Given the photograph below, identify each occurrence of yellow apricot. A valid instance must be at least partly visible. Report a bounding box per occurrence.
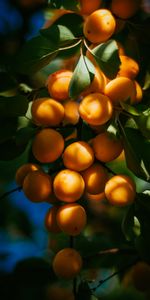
[79,92,113,126]
[47,69,73,101]
[105,174,136,206]
[23,170,52,202]
[110,0,141,20]
[15,163,41,186]
[63,141,94,172]
[52,248,82,279]
[45,206,61,233]
[81,163,109,194]
[53,169,85,202]
[104,77,136,104]
[56,203,87,236]
[117,55,139,79]
[83,9,116,43]
[63,100,79,125]
[31,98,64,126]
[92,132,123,162]
[32,128,64,163]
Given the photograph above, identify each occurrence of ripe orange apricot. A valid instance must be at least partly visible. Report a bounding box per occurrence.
[132,80,143,104]
[32,128,64,163]
[63,141,94,172]
[56,203,87,236]
[104,77,136,104]
[46,283,75,300]
[86,191,105,201]
[63,100,79,125]
[92,132,123,162]
[79,92,113,126]
[79,0,102,15]
[45,206,61,233]
[104,174,136,206]
[131,261,150,292]
[31,98,64,126]
[81,163,109,194]
[47,70,73,101]
[117,55,139,79]
[83,9,116,44]
[110,0,141,20]
[53,169,85,202]
[15,163,41,186]
[23,170,52,202]
[52,248,83,279]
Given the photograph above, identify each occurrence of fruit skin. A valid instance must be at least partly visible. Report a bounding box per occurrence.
[46,283,75,300]
[32,128,64,163]
[117,55,139,79]
[52,248,83,279]
[45,206,61,233]
[53,169,85,202]
[31,98,65,126]
[110,0,141,20]
[104,174,136,206]
[83,9,116,44]
[81,163,109,194]
[15,163,41,186]
[63,100,79,125]
[79,0,102,15]
[23,170,52,203]
[104,77,136,104]
[131,261,150,292]
[92,132,123,162]
[47,70,73,101]
[79,92,113,126]
[63,141,94,172]
[56,203,87,236]
[132,80,143,104]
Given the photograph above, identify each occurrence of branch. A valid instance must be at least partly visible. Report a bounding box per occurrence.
[90,257,139,292]
[0,186,22,200]
[84,247,137,260]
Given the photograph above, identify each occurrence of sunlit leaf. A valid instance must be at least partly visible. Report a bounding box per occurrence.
[69,55,95,98]
[91,39,121,79]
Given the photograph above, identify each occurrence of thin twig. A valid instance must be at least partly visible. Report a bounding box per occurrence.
[0,186,22,200]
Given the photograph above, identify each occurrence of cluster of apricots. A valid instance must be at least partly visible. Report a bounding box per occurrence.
[15,0,143,283]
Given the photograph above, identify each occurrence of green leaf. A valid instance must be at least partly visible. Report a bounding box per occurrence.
[15,127,37,146]
[69,55,95,98]
[60,0,79,10]
[0,117,18,144]
[91,39,121,79]
[0,72,18,93]
[0,138,28,161]
[40,24,77,47]
[134,108,150,139]
[0,95,28,117]
[120,102,147,116]
[53,12,84,37]
[119,120,150,182]
[122,205,138,241]
[13,35,58,74]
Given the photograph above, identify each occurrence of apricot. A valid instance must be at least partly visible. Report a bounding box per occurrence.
[110,0,141,20]
[117,55,139,79]
[132,261,150,292]
[81,163,109,194]
[79,92,113,126]
[31,98,64,126]
[52,248,82,279]
[86,191,105,202]
[45,206,61,233]
[132,80,143,104]
[104,174,136,206]
[23,170,52,202]
[56,203,87,236]
[53,169,85,202]
[63,141,94,172]
[79,0,102,15]
[15,163,41,186]
[83,9,116,44]
[63,100,79,125]
[32,128,64,163]
[47,70,73,101]
[104,77,136,104]
[92,131,123,162]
